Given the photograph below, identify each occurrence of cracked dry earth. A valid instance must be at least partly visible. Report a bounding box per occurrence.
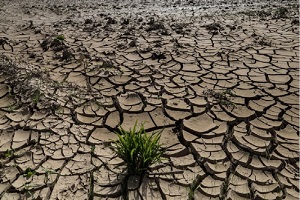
[0,0,299,199]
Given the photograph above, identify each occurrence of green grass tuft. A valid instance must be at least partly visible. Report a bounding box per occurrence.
[112,122,165,175]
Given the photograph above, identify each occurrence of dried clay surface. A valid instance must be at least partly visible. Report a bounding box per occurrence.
[0,0,299,199]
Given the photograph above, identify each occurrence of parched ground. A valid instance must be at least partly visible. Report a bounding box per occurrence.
[0,0,299,199]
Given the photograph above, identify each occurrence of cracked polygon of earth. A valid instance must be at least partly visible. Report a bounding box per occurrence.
[274,144,299,160]
[93,171,123,197]
[252,184,283,200]
[248,155,275,171]
[51,175,89,199]
[105,111,121,128]
[198,175,223,198]
[226,141,250,166]
[191,141,227,163]
[175,164,206,186]
[285,188,300,200]
[165,98,191,111]
[226,104,255,119]
[183,113,221,135]
[227,173,251,198]
[276,124,299,141]
[159,128,180,148]
[118,92,144,112]
[0,130,13,151]
[170,153,196,168]
[121,112,155,130]
[164,143,189,158]
[12,130,31,149]
[249,126,273,141]
[89,127,118,144]
[148,107,174,127]
[61,154,93,175]
[137,177,163,199]
[236,165,278,185]
[233,128,271,154]
[249,117,276,130]
[204,161,230,180]
[211,105,236,122]
[159,179,189,199]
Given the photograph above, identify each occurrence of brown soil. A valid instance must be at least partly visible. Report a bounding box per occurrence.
[0,0,299,199]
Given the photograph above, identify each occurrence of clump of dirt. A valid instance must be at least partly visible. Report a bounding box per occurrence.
[41,36,67,52]
[84,18,93,24]
[204,22,224,34]
[62,49,74,61]
[252,35,272,46]
[171,23,189,34]
[106,16,117,25]
[145,17,166,32]
[273,7,289,19]
[291,18,299,25]
[151,52,166,60]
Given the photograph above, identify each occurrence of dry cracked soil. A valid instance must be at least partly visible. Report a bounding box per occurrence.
[0,0,299,199]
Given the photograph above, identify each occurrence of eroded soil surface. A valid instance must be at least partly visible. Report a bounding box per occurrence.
[0,0,299,199]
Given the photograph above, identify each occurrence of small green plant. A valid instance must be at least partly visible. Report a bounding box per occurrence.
[90,144,95,164]
[4,149,14,158]
[112,122,165,175]
[42,167,57,184]
[23,183,33,198]
[23,168,36,179]
[56,34,65,41]
[88,172,94,200]
[188,174,201,200]
[90,145,95,154]
[32,89,42,105]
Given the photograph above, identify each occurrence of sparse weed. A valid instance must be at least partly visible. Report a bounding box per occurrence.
[23,183,33,198]
[255,37,272,46]
[4,101,22,112]
[23,168,36,179]
[203,89,236,109]
[42,167,57,184]
[188,174,201,200]
[56,34,65,41]
[32,89,43,105]
[88,172,94,200]
[90,144,95,155]
[220,178,229,200]
[4,149,14,158]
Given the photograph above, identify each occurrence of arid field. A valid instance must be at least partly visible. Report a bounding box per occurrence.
[0,0,299,199]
